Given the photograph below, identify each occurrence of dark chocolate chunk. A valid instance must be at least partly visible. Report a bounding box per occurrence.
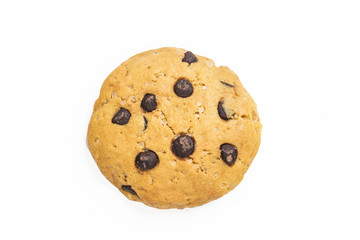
[220,81,234,87]
[174,79,193,98]
[135,150,159,171]
[143,116,148,131]
[112,107,131,125]
[220,143,238,166]
[171,134,195,158]
[141,93,157,112]
[182,51,198,64]
[217,101,231,120]
[121,185,138,196]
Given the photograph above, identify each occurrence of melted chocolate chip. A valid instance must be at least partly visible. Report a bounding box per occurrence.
[143,116,148,131]
[112,107,131,125]
[220,143,238,166]
[171,134,195,158]
[121,185,138,196]
[220,81,234,87]
[182,51,198,64]
[217,101,231,120]
[135,150,159,171]
[174,79,193,98]
[141,93,157,112]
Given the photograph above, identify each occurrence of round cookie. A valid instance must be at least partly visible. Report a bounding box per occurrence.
[87,47,262,209]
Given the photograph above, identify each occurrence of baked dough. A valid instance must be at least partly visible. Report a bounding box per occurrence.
[87,47,262,209]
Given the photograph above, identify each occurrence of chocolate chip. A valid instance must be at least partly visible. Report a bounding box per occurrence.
[174,79,193,98]
[135,150,159,171]
[171,134,195,158]
[112,107,131,125]
[217,101,231,120]
[220,143,238,166]
[220,81,234,87]
[141,93,157,112]
[182,51,198,64]
[143,116,148,131]
[121,185,138,196]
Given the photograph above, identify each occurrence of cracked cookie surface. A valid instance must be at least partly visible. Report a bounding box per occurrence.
[87,47,262,209]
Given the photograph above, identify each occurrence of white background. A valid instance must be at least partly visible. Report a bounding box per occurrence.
[1,0,359,239]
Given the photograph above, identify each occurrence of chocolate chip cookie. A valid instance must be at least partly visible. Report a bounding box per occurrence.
[87,47,262,209]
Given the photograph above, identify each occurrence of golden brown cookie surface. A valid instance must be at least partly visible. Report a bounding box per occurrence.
[87,47,262,209]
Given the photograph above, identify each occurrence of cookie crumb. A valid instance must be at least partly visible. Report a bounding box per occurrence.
[206,60,214,68]
[193,164,199,170]
[252,110,259,122]
[155,72,165,78]
[234,84,241,96]
[137,142,145,148]
[241,114,250,120]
